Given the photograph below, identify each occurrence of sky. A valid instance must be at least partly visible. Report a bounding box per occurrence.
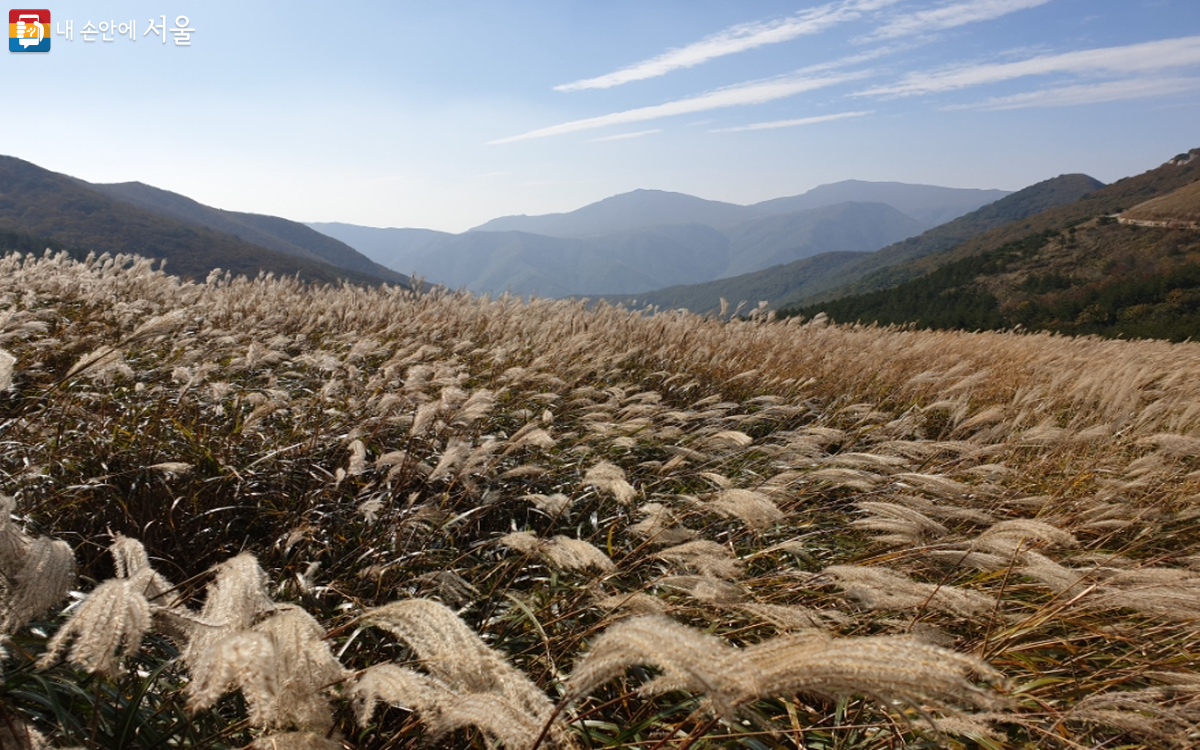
[4,0,1199,232]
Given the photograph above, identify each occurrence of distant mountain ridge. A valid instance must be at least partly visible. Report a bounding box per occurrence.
[469,181,1009,238]
[470,189,762,237]
[313,201,924,296]
[751,180,1010,228]
[314,180,1005,296]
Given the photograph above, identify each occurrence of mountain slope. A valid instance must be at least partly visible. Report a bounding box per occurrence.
[751,179,1009,228]
[784,148,1200,341]
[1120,174,1200,224]
[304,223,454,276]
[598,251,870,315]
[88,181,410,284]
[721,202,921,277]
[786,173,1106,305]
[0,156,398,286]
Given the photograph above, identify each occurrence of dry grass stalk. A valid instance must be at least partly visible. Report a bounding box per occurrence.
[824,565,995,618]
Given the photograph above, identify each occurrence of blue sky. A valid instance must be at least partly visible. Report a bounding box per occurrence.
[4,1,1199,232]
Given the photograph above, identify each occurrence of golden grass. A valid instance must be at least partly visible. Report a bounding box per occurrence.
[1,250,1199,748]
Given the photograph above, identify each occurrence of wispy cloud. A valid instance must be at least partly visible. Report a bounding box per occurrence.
[946,76,1200,109]
[490,71,869,144]
[856,35,1200,97]
[590,129,662,142]
[863,0,1056,42]
[554,0,898,92]
[711,110,872,132]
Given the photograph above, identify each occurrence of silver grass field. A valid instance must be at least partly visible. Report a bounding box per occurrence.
[0,250,1198,749]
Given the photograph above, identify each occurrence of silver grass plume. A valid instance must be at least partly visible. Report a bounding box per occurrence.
[498,531,613,572]
[348,662,449,726]
[544,536,615,573]
[36,534,174,673]
[564,615,1004,722]
[347,439,367,476]
[450,388,496,427]
[1091,567,1200,622]
[737,603,850,631]
[563,615,741,717]
[824,565,995,618]
[629,502,697,545]
[0,348,14,391]
[428,438,472,482]
[187,631,280,726]
[250,732,342,750]
[1069,673,1200,748]
[0,494,28,572]
[592,591,666,616]
[2,536,76,632]
[362,599,549,708]
[361,599,563,747]
[738,630,1004,711]
[504,423,556,454]
[252,605,346,731]
[38,577,151,676]
[110,533,173,602]
[582,461,637,505]
[522,493,571,516]
[975,519,1078,555]
[704,489,782,530]
[659,575,745,604]
[852,501,948,546]
[351,662,559,749]
[183,554,276,682]
[654,540,743,580]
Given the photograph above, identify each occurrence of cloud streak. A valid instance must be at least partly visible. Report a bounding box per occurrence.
[491,71,869,144]
[554,0,897,92]
[856,35,1200,97]
[711,111,872,132]
[946,77,1200,110]
[864,0,1056,41]
[590,129,662,142]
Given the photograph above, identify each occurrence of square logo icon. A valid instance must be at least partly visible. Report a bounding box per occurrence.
[9,9,50,52]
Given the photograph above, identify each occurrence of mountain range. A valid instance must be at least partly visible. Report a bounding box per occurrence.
[0,156,411,287]
[311,182,1009,296]
[601,173,1105,313]
[468,182,1007,237]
